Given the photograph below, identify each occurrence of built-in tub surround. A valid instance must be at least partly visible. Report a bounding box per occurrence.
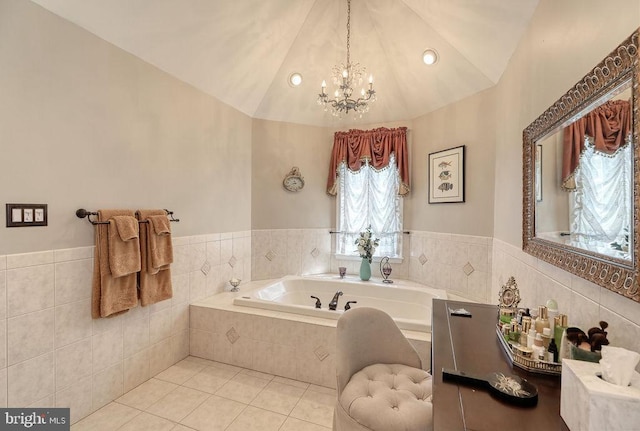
[233,275,445,332]
[190,276,436,389]
[0,230,250,425]
[252,228,492,303]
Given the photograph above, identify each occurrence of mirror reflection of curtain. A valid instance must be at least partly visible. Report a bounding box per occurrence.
[562,99,631,190]
[570,136,632,254]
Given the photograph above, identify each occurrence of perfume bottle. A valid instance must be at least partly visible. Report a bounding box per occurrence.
[521,317,532,346]
[535,305,550,334]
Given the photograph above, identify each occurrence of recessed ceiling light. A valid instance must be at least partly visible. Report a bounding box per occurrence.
[422,49,439,66]
[289,72,303,87]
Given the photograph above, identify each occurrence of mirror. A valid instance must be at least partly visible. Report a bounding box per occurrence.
[523,29,639,303]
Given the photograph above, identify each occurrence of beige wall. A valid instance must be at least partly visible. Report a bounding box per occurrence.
[493,0,640,246]
[252,94,497,237]
[251,119,416,230]
[536,131,569,234]
[0,0,252,255]
[251,120,334,229]
[407,89,496,235]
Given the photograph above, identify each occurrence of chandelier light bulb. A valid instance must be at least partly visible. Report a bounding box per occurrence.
[369,74,373,83]
[342,69,348,78]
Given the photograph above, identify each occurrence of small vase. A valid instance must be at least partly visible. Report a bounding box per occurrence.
[359,258,371,281]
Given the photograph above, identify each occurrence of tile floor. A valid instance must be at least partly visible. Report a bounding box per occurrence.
[72,356,334,431]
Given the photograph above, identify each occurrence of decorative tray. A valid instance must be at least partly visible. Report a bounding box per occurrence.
[496,326,562,376]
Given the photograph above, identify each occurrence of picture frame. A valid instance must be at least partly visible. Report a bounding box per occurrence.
[535,144,542,202]
[428,145,465,204]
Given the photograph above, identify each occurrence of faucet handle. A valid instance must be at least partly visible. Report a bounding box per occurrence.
[310,296,322,309]
[344,301,358,311]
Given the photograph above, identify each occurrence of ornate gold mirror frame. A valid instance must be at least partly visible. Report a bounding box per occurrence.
[523,29,639,303]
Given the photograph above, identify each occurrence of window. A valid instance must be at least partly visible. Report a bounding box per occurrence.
[335,154,403,259]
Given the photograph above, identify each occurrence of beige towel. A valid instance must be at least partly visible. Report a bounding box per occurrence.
[108,216,141,277]
[136,209,173,306]
[147,215,173,270]
[91,209,139,318]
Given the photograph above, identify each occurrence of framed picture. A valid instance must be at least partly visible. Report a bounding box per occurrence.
[428,145,465,204]
[535,144,542,202]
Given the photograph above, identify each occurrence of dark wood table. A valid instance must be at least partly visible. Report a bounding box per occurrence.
[431,299,570,431]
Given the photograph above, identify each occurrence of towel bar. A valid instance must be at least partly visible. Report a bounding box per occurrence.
[328,230,410,234]
[76,208,180,225]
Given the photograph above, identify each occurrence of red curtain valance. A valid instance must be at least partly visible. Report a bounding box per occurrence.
[562,99,631,189]
[326,127,410,196]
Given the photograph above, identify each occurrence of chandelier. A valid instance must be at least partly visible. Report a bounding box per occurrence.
[317,0,376,117]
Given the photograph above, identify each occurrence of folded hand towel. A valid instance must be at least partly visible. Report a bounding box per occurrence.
[91,209,139,318]
[147,215,173,269]
[113,215,139,241]
[108,216,141,277]
[149,215,171,235]
[136,209,173,307]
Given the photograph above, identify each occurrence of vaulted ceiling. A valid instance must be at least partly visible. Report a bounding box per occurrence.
[31,0,539,127]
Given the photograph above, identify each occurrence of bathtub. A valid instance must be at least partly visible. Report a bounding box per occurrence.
[232,275,446,332]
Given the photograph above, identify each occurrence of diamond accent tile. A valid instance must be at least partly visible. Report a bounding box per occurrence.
[418,254,428,266]
[265,250,276,262]
[463,262,475,276]
[226,327,240,344]
[200,261,211,276]
[314,345,329,361]
[310,248,320,258]
[228,255,237,268]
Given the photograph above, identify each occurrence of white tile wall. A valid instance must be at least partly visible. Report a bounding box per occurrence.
[0,230,250,424]
[492,238,640,371]
[251,229,492,303]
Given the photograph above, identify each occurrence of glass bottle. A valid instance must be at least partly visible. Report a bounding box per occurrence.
[554,314,568,348]
[548,338,559,362]
[535,305,550,334]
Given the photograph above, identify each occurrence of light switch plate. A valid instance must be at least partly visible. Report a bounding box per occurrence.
[6,204,48,227]
[11,208,22,223]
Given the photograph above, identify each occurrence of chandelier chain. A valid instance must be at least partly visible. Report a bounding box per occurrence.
[346,0,351,67]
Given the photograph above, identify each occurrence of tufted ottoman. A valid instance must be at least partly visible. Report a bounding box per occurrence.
[336,363,433,431]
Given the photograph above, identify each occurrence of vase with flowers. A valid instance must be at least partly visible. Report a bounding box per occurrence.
[355,226,379,281]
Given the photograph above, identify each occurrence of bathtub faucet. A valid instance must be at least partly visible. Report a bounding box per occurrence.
[329,291,343,311]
